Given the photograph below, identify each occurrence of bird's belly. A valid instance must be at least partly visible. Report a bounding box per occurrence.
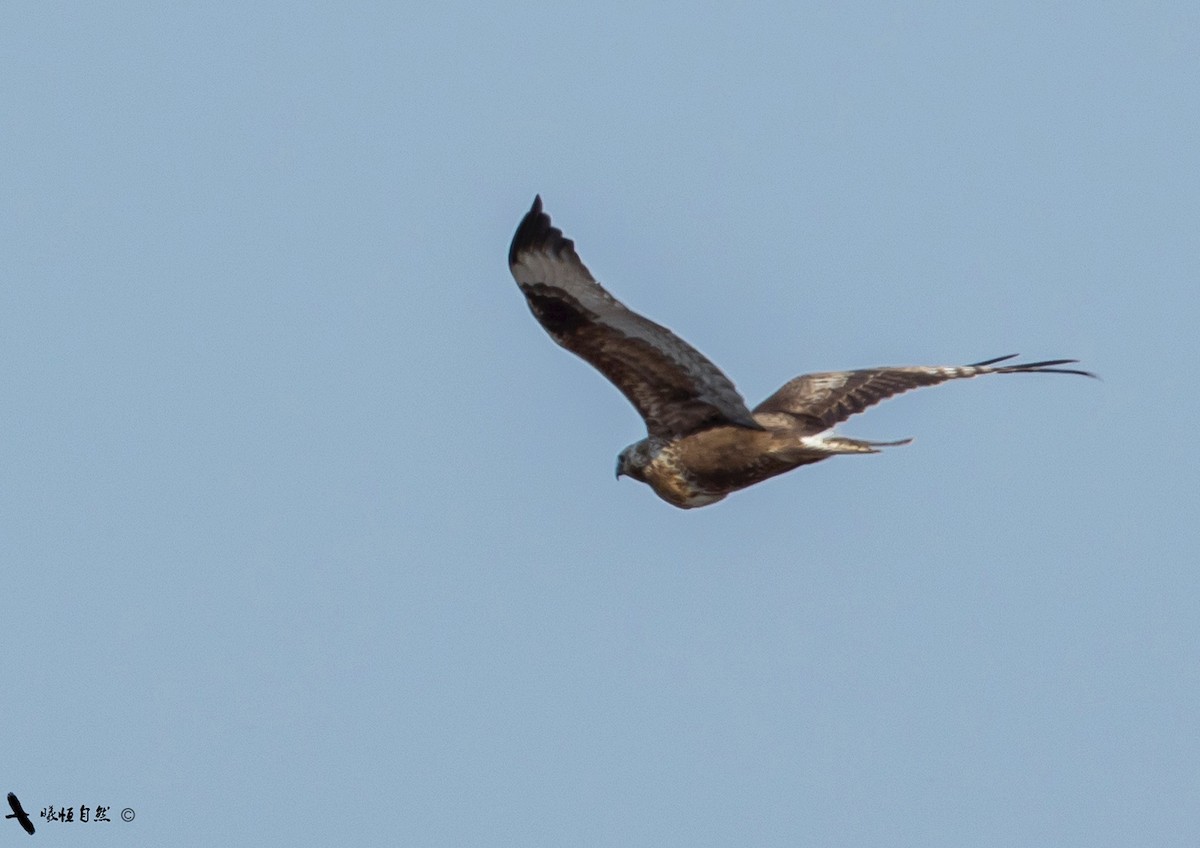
[637,427,785,508]
[675,490,726,508]
[677,428,790,484]
[641,458,727,509]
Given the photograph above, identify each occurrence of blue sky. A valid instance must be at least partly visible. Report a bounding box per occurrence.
[2,2,1197,845]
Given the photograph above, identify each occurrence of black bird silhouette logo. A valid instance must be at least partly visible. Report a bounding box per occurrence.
[6,793,34,835]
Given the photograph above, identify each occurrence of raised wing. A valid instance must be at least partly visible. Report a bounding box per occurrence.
[754,354,1096,432]
[509,196,761,439]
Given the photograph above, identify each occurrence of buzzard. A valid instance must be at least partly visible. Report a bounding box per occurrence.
[508,196,1093,509]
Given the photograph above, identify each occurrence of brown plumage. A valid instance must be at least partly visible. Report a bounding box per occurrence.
[508,196,1094,508]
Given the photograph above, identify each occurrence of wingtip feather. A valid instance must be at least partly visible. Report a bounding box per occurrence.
[971,354,1098,380]
[509,194,555,268]
[969,354,1020,367]
[992,358,1099,379]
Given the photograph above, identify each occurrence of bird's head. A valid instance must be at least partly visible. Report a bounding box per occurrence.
[615,440,654,482]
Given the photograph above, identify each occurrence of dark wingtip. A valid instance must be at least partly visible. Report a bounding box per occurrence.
[1043,366,1100,379]
[986,356,1099,380]
[509,194,572,269]
[969,354,1020,367]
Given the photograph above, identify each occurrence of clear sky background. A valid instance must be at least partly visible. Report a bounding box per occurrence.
[2,2,1197,845]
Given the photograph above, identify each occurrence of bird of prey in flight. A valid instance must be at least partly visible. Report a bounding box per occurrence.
[508,196,1093,509]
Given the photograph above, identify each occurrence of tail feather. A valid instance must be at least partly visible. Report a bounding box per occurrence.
[858,437,915,448]
[812,435,914,455]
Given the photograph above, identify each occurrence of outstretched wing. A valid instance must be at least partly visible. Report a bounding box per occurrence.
[754,354,1096,432]
[509,196,761,439]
